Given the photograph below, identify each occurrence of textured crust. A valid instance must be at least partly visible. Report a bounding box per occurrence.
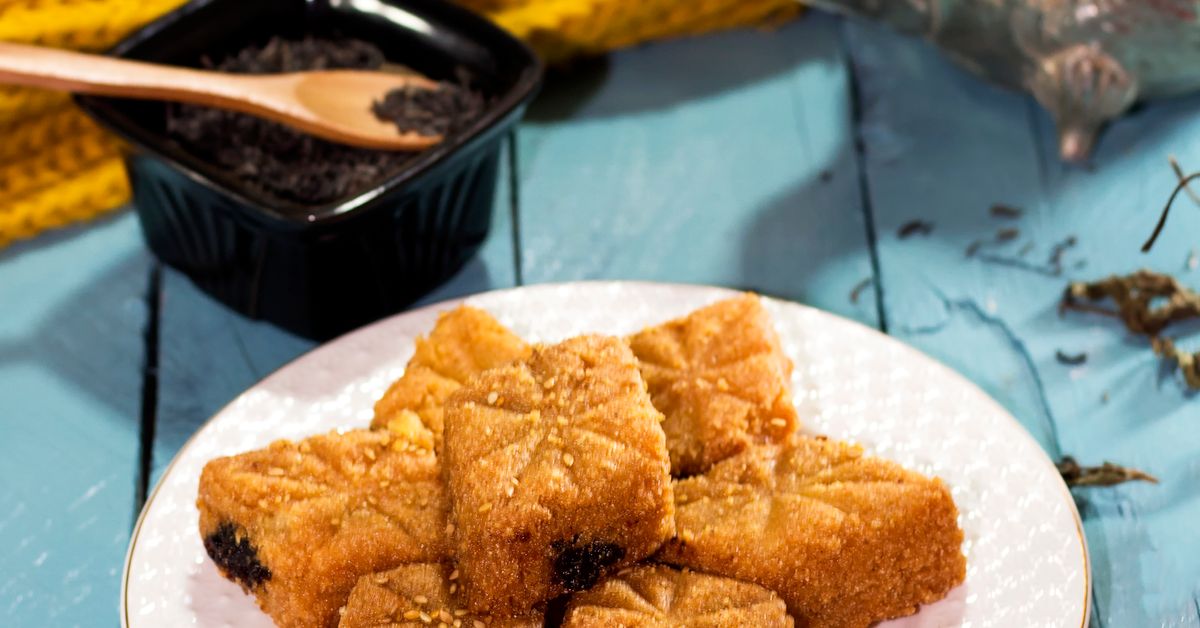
[338,563,541,628]
[372,306,531,449]
[196,429,448,628]
[628,293,798,476]
[442,335,675,616]
[658,437,966,628]
[562,564,793,627]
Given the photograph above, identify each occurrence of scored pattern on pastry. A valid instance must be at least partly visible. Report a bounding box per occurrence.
[197,429,448,628]
[562,564,794,627]
[442,335,675,616]
[659,437,966,628]
[338,563,541,628]
[372,306,531,450]
[628,293,799,476]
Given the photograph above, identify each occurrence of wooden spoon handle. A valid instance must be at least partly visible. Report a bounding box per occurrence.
[0,42,245,105]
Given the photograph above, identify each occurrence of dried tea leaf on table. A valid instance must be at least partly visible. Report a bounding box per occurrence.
[1057,456,1158,487]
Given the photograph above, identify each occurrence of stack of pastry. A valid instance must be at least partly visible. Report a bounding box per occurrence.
[197,294,966,627]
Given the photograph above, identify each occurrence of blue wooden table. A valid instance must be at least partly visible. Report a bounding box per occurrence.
[3,12,1198,627]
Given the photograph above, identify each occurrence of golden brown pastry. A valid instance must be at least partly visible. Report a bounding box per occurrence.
[628,293,798,476]
[372,306,530,449]
[197,429,447,628]
[659,437,966,628]
[442,335,674,616]
[338,563,540,628]
[562,564,793,627]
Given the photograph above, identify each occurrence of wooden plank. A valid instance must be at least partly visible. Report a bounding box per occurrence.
[843,18,1200,625]
[516,13,878,326]
[149,138,519,484]
[0,213,148,626]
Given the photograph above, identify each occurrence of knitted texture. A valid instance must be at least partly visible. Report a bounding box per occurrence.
[458,0,802,63]
[0,0,187,248]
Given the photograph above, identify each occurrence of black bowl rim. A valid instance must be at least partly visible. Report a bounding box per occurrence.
[75,0,543,229]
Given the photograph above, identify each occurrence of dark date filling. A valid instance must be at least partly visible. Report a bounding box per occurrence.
[203,522,271,589]
[550,537,625,592]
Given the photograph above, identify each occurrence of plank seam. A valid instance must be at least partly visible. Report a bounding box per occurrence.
[133,262,162,521]
[229,319,261,380]
[506,129,524,286]
[1078,498,1105,628]
[1091,581,1105,628]
[839,19,889,333]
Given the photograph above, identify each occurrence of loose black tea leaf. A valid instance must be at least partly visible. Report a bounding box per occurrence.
[1062,270,1200,388]
[1137,169,1200,253]
[1055,350,1087,366]
[1143,160,1200,252]
[1057,456,1158,488]
[995,227,1020,242]
[819,170,833,183]
[1168,155,1199,205]
[372,81,485,137]
[849,277,873,304]
[897,219,934,239]
[1047,236,1078,275]
[967,223,1072,274]
[166,37,488,207]
[989,204,1023,219]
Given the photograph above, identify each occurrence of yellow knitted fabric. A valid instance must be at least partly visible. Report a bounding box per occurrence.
[0,0,187,249]
[0,157,129,248]
[460,0,802,63]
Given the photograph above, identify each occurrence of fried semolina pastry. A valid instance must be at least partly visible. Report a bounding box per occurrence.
[562,564,793,628]
[627,293,798,476]
[372,305,531,449]
[659,437,966,628]
[197,429,449,628]
[442,335,675,616]
[339,563,541,628]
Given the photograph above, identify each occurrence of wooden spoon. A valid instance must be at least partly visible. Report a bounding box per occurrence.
[0,42,443,151]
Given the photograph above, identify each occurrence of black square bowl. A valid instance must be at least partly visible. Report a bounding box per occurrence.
[76,0,541,340]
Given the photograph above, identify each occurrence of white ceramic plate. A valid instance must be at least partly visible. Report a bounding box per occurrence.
[122,282,1089,628]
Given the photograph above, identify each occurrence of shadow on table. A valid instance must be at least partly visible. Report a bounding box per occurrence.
[736,143,879,324]
[0,218,150,424]
[527,14,840,123]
